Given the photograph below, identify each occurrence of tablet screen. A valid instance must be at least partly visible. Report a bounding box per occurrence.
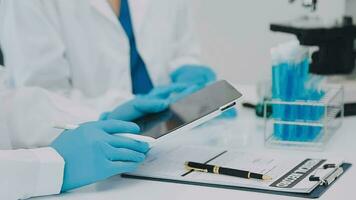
[134,80,242,139]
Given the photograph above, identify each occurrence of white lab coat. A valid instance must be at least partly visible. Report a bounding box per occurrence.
[0,67,65,200]
[0,0,201,199]
[1,0,200,95]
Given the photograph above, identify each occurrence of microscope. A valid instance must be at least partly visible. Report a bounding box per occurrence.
[270,0,356,116]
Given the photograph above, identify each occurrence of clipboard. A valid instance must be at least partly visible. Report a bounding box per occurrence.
[122,146,352,199]
[123,163,351,199]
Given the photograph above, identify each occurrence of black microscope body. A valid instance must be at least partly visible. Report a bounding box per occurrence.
[270,17,356,75]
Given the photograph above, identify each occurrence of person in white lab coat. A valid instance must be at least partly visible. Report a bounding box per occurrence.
[0,0,215,146]
[0,0,218,199]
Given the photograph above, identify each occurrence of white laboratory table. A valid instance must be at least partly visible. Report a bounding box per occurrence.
[34,85,356,200]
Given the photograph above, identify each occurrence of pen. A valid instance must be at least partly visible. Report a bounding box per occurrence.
[185,161,272,181]
[53,123,157,145]
[53,124,79,130]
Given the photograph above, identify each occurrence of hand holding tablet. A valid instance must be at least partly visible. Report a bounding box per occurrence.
[54,80,242,147]
[133,80,242,144]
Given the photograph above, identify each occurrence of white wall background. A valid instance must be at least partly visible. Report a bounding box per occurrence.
[191,0,347,84]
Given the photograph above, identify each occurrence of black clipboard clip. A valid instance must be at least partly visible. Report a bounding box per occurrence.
[309,163,344,186]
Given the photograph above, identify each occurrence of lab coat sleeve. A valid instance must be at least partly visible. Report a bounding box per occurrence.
[0,87,101,149]
[168,0,203,72]
[0,147,64,200]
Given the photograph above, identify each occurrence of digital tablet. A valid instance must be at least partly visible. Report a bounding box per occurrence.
[133,80,242,144]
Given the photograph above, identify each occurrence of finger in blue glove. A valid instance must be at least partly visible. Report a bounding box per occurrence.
[104,96,169,121]
[171,65,217,86]
[51,120,149,192]
[147,83,189,99]
[104,83,191,121]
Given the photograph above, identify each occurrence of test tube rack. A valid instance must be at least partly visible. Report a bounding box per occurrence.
[264,85,344,151]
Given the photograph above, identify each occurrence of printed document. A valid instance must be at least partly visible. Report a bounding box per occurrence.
[126,145,342,193]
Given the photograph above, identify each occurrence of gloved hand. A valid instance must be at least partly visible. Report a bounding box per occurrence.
[51,120,149,192]
[102,83,190,121]
[171,65,217,88]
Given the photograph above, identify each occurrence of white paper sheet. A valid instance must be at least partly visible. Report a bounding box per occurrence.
[128,146,343,194]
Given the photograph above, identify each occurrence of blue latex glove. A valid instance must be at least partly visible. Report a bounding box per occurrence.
[102,83,191,121]
[171,65,217,87]
[51,120,149,192]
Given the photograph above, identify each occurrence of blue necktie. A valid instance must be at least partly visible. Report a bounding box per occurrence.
[119,0,153,94]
